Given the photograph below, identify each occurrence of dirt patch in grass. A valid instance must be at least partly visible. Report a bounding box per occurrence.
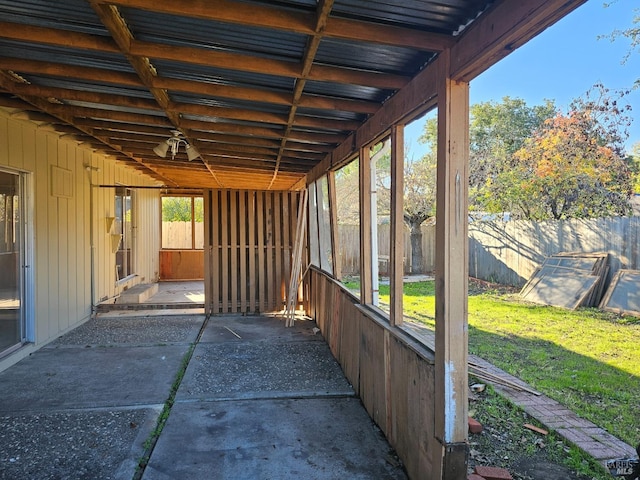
[468,384,606,480]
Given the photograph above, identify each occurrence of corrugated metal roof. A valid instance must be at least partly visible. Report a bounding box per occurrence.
[303,80,390,104]
[315,38,434,76]
[153,60,294,91]
[24,75,154,98]
[296,107,366,123]
[0,0,568,191]
[0,0,109,35]
[171,93,291,116]
[331,0,488,33]
[0,40,135,73]
[122,7,307,62]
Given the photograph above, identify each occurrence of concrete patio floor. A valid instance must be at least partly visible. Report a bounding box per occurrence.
[0,313,407,480]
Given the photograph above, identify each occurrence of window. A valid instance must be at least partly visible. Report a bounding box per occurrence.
[161,196,203,249]
[334,157,360,296]
[115,186,133,280]
[316,176,333,274]
[308,182,320,267]
[0,169,26,353]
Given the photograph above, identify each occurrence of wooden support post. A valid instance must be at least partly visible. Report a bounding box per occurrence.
[359,145,373,304]
[327,170,341,280]
[390,124,404,326]
[432,51,470,480]
[203,189,212,315]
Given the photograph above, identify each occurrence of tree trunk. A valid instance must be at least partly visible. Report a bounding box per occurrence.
[410,222,423,274]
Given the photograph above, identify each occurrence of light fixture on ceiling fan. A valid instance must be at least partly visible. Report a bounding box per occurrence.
[153,130,201,161]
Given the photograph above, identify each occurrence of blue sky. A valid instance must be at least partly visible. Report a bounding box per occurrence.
[405,0,640,157]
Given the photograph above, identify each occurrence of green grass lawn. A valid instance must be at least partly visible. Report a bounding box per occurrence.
[375,280,640,448]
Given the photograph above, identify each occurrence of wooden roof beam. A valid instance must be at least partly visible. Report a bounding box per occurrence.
[73,118,172,136]
[94,0,454,51]
[7,83,161,112]
[132,40,408,90]
[269,0,335,189]
[172,102,361,132]
[0,20,408,89]
[152,76,379,114]
[46,104,172,127]
[0,71,175,185]
[450,0,588,81]
[90,3,224,188]
[0,21,119,52]
[180,118,345,144]
[0,56,143,87]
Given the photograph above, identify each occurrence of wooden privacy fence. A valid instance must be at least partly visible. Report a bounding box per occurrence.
[338,216,640,287]
[203,189,302,314]
[162,221,204,249]
[337,223,435,276]
[468,216,640,287]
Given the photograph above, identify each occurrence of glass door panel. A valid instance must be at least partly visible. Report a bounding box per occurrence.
[0,170,22,354]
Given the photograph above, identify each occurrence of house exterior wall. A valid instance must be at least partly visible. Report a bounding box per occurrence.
[0,110,160,372]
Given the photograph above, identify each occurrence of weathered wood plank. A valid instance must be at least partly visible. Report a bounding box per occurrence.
[211,190,220,313]
[257,192,265,312]
[359,146,373,304]
[220,190,229,312]
[432,51,470,477]
[239,190,247,313]
[248,192,257,312]
[390,125,404,326]
[230,190,238,312]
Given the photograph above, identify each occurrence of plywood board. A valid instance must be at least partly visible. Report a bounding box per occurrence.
[520,252,609,309]
[600,269,640,317]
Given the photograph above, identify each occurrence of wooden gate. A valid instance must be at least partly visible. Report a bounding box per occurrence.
[204,189,301,314]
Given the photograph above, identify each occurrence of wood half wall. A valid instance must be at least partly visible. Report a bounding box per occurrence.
[204,189,302,314]
[308,267,436,480]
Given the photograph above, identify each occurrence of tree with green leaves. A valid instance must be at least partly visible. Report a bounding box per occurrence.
[402,151,436,273]
[420,97,556,213]
[488,85,633,219]
[161,196,203,222]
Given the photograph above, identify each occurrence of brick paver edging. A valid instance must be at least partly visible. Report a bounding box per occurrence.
[470,354,637,463]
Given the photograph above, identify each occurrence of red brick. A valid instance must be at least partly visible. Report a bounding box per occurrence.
[468,417,483,434]
[468,475,486,480]
[474,465,513,480]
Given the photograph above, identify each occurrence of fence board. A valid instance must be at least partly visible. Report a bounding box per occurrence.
[338,217,640,288]
[211,191,220,313]
[248,192,256,312]
[239,191,247,313]
[274,193,283,311]
[266,193,274,310]
[230,191,238,312]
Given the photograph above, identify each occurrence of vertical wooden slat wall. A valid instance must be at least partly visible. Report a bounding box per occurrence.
[205,189,300,314]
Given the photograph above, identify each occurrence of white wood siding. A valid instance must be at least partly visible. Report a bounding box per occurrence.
[0,110,160,371]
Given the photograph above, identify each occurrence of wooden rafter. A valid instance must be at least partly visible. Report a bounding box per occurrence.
[269,0,335,189]
[89,2,225,188]
[0,71,175,185]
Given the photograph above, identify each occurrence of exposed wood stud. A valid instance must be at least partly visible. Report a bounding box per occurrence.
[390,124,404,326]
[432,50,470,480]
[359,145,373,305]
